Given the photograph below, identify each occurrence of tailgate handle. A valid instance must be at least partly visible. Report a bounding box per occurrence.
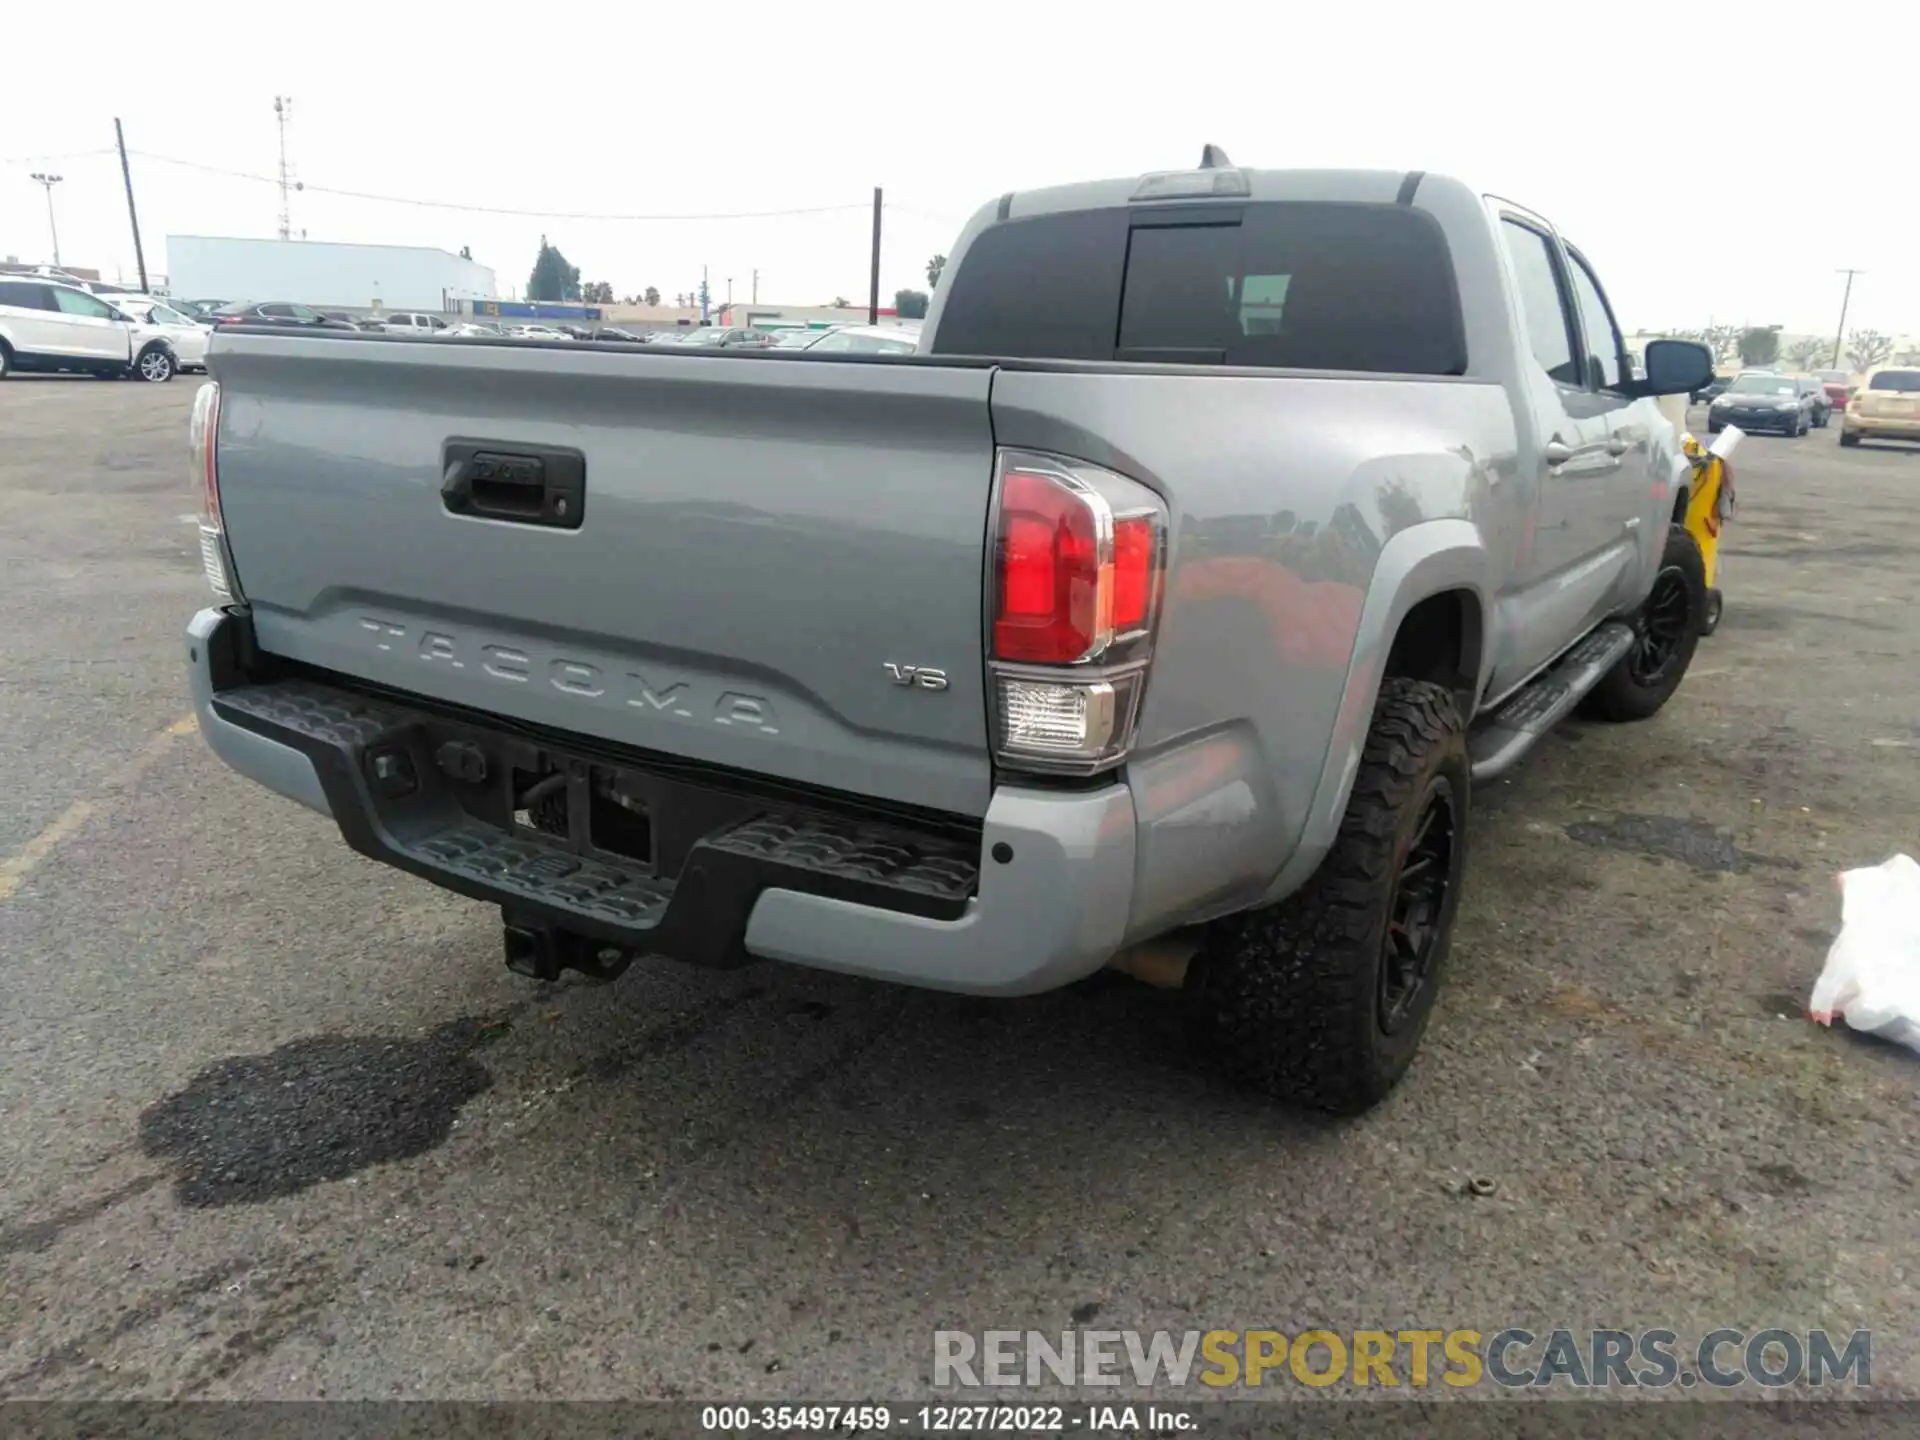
[442,442,586,529]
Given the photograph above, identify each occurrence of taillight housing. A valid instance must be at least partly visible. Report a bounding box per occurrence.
[988,449,1168,777]
[189,380,240,601]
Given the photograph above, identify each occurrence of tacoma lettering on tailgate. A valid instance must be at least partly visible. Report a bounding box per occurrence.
[357,616,779,734]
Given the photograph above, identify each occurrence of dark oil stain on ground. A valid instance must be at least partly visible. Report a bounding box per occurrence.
[138,1021,494,1208]
[1563,813,1799,875]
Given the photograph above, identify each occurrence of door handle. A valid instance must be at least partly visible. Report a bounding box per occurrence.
[1543,439,1574,467]
[1606,435,1629,457]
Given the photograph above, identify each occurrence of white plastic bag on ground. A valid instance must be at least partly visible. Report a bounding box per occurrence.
[1809,854,1920,1053]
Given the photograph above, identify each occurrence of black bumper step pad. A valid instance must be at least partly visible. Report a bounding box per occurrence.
[212,678,978,967]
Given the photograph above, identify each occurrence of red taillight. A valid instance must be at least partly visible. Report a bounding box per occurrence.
[994,469,1102,664]
[190,381,236,600]
[1111,515,1155,632]
[987,450,1168,776]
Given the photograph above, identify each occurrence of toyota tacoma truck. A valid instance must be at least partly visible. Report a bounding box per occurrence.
[185,151,1715,1114]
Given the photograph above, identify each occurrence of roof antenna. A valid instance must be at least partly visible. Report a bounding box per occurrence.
[1199,144,1232,169]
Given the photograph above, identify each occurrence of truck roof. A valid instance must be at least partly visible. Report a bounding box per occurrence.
[989,154,1465,225]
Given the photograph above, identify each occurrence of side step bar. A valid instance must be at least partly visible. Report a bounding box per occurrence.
[1467,621,1635,782]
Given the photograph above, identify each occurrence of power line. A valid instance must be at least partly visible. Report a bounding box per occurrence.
[127,151,873,222]
[1,149,115,167]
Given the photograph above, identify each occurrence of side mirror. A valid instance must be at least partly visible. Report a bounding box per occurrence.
[1634,338,1714,398]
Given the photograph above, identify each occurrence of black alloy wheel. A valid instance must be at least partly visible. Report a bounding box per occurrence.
[1627,564,1694,687]
[1378,778,1459,1036]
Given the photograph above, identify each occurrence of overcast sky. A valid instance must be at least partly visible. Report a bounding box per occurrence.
[4,0,1915,336]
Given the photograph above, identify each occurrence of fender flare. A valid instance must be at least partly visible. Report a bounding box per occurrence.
[1259,518,1493,906]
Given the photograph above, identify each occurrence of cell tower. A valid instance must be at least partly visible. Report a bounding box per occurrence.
[274,95,297,241]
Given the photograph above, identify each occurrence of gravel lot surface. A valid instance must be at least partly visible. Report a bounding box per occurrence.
[1,377,1915,1419]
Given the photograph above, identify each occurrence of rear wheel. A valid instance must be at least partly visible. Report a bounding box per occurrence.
[0,342,10,380]
[1580,524,1707,722]
[1183,678,1469,1115]
[1840,431,1861,448]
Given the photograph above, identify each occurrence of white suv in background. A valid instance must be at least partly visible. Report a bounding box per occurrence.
[382,312,451,335]
[0,278,180,381]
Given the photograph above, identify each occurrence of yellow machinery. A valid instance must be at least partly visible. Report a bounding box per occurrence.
[1678,427,1738,635]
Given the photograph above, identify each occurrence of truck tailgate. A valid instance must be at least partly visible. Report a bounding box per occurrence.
[210,335,997,817]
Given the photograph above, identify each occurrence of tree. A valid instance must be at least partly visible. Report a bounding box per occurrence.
[894,288,930,320]
[1786,336,1829,372]
[1703,324,1741,367]
[1847,329,1894,371]
[527,236,581,303]
[581,280,614,304]
[830,296,853,309]
[927,253,947,289]
[459,245,472,260]
[644,286,660,307]
[1737,326,1780,366]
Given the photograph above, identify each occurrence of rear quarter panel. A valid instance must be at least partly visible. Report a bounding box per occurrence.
[989,367,1519,929]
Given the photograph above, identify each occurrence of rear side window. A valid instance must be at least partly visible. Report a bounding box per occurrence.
[1868,370,1920,393]
[931,202,1464,375]
[0,281,54,310]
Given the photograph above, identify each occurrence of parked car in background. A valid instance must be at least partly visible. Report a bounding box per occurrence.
[800,325,921,355]
[1707,371,1817,435]
[505,324,572,341]
[110,296,213,371]
[211,302,356,331]
[1840,366,1920,448]
[769,327,836,349]
[1821,379,1852,412]
[590,327,641,342]
[383,312,452,336]
[1793,376,1832,427]
[0,277,181,381]
[177,300,227,323]
[686,326,772,348]
[1693,374,1733,405]
[445,322,504,338]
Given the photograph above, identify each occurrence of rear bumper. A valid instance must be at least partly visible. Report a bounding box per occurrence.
[1843,412,1920,440]
[187,608,1134,996]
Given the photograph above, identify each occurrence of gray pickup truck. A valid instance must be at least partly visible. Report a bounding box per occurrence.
[186,151,1714,1113]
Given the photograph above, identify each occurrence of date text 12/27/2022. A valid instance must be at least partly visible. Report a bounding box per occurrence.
[699,1404,1198,1434]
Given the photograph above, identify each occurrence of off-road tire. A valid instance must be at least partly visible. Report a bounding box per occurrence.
[1183,678,1469,1116]
[1839,431,1861,448]
[1579,524,1707,722]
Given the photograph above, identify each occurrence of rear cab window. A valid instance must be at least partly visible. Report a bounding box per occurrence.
[931,201,1467,375]
[1868,370,1920,393]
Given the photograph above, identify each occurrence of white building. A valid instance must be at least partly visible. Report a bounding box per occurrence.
[164,236,497,311]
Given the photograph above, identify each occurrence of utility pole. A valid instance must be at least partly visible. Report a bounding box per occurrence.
[726,276,733,312]
[868,186,883,325]
[273,96,296,241]
[29,172,63,266]
[700,265,710,324]
[1831,269,1863,370]
[751,268,758,304]
[113,119,149,293]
